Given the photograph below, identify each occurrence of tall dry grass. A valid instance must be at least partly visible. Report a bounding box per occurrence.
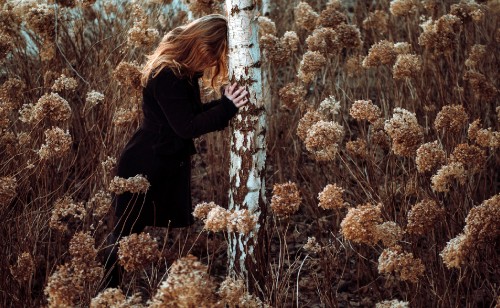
[0,0,498,307]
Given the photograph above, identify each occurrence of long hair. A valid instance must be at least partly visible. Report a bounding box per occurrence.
[141,14,228,88]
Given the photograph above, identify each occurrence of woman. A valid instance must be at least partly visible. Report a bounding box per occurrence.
[105,14,248,287]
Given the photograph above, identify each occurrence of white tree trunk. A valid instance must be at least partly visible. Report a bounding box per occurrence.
[225,0,267,280]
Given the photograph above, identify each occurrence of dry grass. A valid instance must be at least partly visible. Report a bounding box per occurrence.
[0,0,498,307]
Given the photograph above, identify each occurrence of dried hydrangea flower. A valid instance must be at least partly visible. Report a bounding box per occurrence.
[362,10,388,34]
[10,252,35,283]
[384,108,424,157]
[193,201,217,221]
[463,71,498,102]
[127,20,159,49]
[393,42,412,54]
[204,205,229,232]
[109,175,150,194]
[376,299,409,308]
[38,127,72,160]
[51,74,78,92]
[227,208,258,235]
[261,32,299,65]
[84,90,104,113]
[101,156,116,175]
[295,2,318,31]
[113,106,140,126]
[465,44,486,68]
[0,32,13,61]
[378,247,425,283]
[345,55,364,77]
[45,264,83,308]
[258,16,276,37]
[49,196,86,232]
[350,99,381,123]
[318,95,341,119]
[450,143,486,173]
[335,24,362,50]
[91,288,143,308]
[363,40,397,67]
[374,221,404,248]
[340,203,383,245]
[281,31,300,52]
[297,110,324,142]
[415,141,446,173]
[440,233,470,269]
[86,190,111,218]
[434,105,469,134]
[69,231,103,283]
[0,176,16,207]
[271,182,302,217]
[188,0,218,17]
[149,255,216,307]
[418,14,462,56]
[303,236,322,254]
[113,61,142,91]
[475,128,500,148]
[316,4,347,29]
[217,276,246,306]
[305,120,344,161]
[118,232,160,272]
[389,0,418,16]
[393,54,422,80]
[346,138,368,159]
[0,77,26,109]
[29,93,72,124]
[26,4,56,40]
[279,82,306,110]
[318,183,345,210]
[297,51,327,83]
[407,199,445,236]
[450,1,485,23]
[464,193,500,243]
[431,162,466,192]
[306,27,340,56]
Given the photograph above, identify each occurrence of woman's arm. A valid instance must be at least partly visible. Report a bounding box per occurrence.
[153,71,239,139]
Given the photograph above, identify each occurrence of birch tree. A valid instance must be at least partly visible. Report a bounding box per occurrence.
[225,0,267,282]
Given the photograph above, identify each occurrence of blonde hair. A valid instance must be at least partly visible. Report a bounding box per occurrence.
[141,14,228,88]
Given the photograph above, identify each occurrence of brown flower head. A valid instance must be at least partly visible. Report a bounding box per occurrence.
[465,44,486,68]
[418,14,462,56]
[378,247,425,283]
[318,183,345,210]
[407,199,445,235]
[306,27,340,56]
[271,182,302,217]
[363,10,389,34]
[295,2,319,31]
[393,54,422,79]
[363,40,397,67]
[305,120,344,161]
[384,108,424,157]
[317,4,347,29]
[0,176,16,207]
[350,99,381,123]
[297,51,327,83]
[109,175,150,194]
[193,201,217,221]
[118,232,160,272]
[38,127,72,160]
[10,252,35,283]
[340,203,383,245]
[450,143,486,173]
[49,196,86,233]
[335,24,362,49]
[434,104,469,134]
[431,162,466,193]
[346,138,368,159]
[440,233,471,269]
[297,110,324,141]
[390,0,418,16]
[463,71,498,102]
[51,74,78,92]
[113,61,142,91]
[415,141,446,173]
[279,82,306,110]
[375,222,404,248]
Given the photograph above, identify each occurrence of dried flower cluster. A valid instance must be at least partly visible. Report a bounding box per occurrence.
[463,70,498,102]
[45,264,83,307]
[109,174,150,194]
[434,104,469,134]
[0,78,26,108]
[294,2,318,31]
[378,247,425,283]
[346,138,368,159]
[363,10,389,34]
[415,141,446,173]
[118,232,160,272]
[465,44,486,68]
[297,51,326,83]
[149,255,216,307]
[218,276,264,307]
[25,4,56,40]
[91,288,142,308]
[406,199,445,236]
[49,196,86,232]
[384,108,424,156]
[389,0,418,16]
[51,74,78,92]
[431,162,466,193]
[271,182,302,217]
[375,221,404,248]
[393,54,422,80]
[113,61,142,91]
[450,143,486,173]
[113,106,139,126]
[20,93,71,124]
[350,100,382,123]
[69,231,103,283]
[340,203,383,245]
[127,20,159,49]
[0,176,17,207]
[318,95,341,119]
[84,90,104,113]
[305,120,344,161]
[316,3,347,29]
[363,40,397,67]
[418,14,462,56]
[306,27,340,56]
[38,127,72,160]
[297,110,323,141]
[194,203,257,235]
[376,299,410,308]
[303,236,322,254]
[450,1,485,23]
[260,31,299,64]
[86,190,111,218]
[10,252,35,283]
[318,183,345,210]
[279,82,306,110]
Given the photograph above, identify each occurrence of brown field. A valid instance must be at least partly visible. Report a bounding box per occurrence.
[0,0,499,307]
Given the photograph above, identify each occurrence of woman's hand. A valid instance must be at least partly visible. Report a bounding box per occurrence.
[224,83,249,108]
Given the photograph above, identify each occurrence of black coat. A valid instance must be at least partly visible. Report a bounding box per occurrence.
[113,68,238,235]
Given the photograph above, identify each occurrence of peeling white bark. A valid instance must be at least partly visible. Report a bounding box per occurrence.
[226,0,266,280]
